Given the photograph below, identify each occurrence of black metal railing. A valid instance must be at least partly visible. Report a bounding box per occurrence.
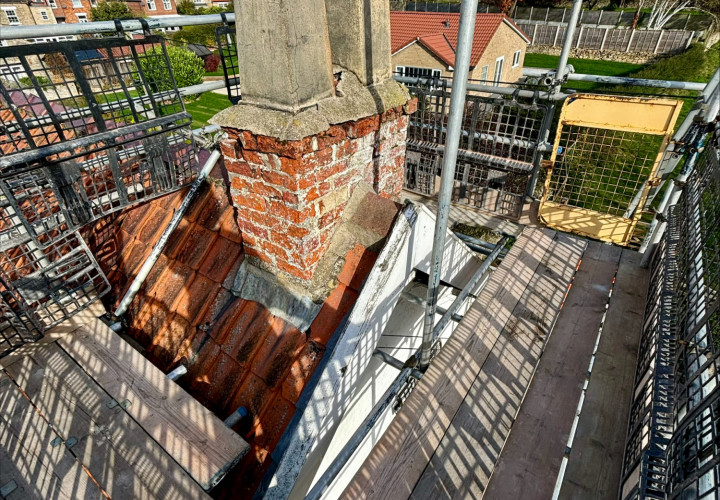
[401,78,547,219]
[621,131,720,499]
[0,34,200,358]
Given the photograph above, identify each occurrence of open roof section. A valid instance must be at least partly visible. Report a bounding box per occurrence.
[83,178,402,498]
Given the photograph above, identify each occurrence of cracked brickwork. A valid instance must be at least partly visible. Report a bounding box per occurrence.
[220,99,415,284]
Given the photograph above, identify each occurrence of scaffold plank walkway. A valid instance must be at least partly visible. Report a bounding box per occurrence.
[344,226,586,499]
[58,324,249,491]
[558,250,648,499]
[4,342,209,500]
[482,242,622,499]
[0,307,249,498]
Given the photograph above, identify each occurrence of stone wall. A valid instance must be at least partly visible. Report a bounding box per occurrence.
[528,45,664,64]
[219,100,415,285]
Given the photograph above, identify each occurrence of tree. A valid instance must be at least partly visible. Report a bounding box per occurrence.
[171,24,218,46]
[176,0,196,15]
[90,0,140,21]
[139,45,204,94]
[647,0,692,29]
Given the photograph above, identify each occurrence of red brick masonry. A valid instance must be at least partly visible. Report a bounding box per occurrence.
[220,99,417,283]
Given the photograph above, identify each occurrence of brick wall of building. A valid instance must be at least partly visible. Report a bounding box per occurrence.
[0,1,56,29]
[220,100,415,284]
[56,0,93,24]
[473,21,527,84]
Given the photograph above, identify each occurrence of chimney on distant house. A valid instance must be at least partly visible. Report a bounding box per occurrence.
[211,0,415,289]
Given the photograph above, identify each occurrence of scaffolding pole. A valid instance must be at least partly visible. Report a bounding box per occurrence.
[419,0,478,372]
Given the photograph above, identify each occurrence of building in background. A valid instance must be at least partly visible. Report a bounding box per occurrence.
[1,0,57,36]
[390,11,530,84]
[51,0,177,25]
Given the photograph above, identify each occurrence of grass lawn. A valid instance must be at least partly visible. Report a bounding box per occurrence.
[524,53,645,90]
[184,91,233,128]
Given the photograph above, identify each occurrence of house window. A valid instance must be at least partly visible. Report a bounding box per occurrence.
[147,0,157,10]
[40,10,49,20]
[76,12,88,22]
[90,0,97,6]
[480,65,489,83]
[216,1,228,6]
[512,50,521,68]
[48,0,57,7]
[162,0,171,9]
[493,56,504,85]
[193,0,205,4]
[2,8,21,25]
[395,66,442,80]
[72,0,82,7]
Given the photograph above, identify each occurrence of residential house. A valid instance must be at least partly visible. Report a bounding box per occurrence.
[51,0,177,26]
[390,12,530,85]
[0,0,59,78]
[0,0,58,39]
[127,0,179,28]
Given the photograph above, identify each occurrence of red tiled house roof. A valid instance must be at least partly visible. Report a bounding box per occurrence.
[390,12,530,68]
[84,180,395,499]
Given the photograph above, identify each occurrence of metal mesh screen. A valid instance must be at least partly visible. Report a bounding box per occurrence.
[216,25,241,104]
[0,36,189,165]
[546,126,664,217]
[0,281,42,357]
[402,79,546,219]
[0,230,110,330]
[622,134,720,499]
[0,34,198,357]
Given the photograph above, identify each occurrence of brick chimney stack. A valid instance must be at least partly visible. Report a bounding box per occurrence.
[211,0,415,288]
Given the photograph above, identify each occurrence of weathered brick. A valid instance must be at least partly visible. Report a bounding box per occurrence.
[242,149,265,166]
[220,139,238,160]
[276,258,313,280]
[225,158,259,178]
[239,130,258,150]
[403,97,418,115]
[230,175,253,192]
[259,239,290,262]
[232,193,266,212]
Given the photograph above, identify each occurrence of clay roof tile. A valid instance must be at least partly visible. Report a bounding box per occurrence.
[390,12,528,67]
